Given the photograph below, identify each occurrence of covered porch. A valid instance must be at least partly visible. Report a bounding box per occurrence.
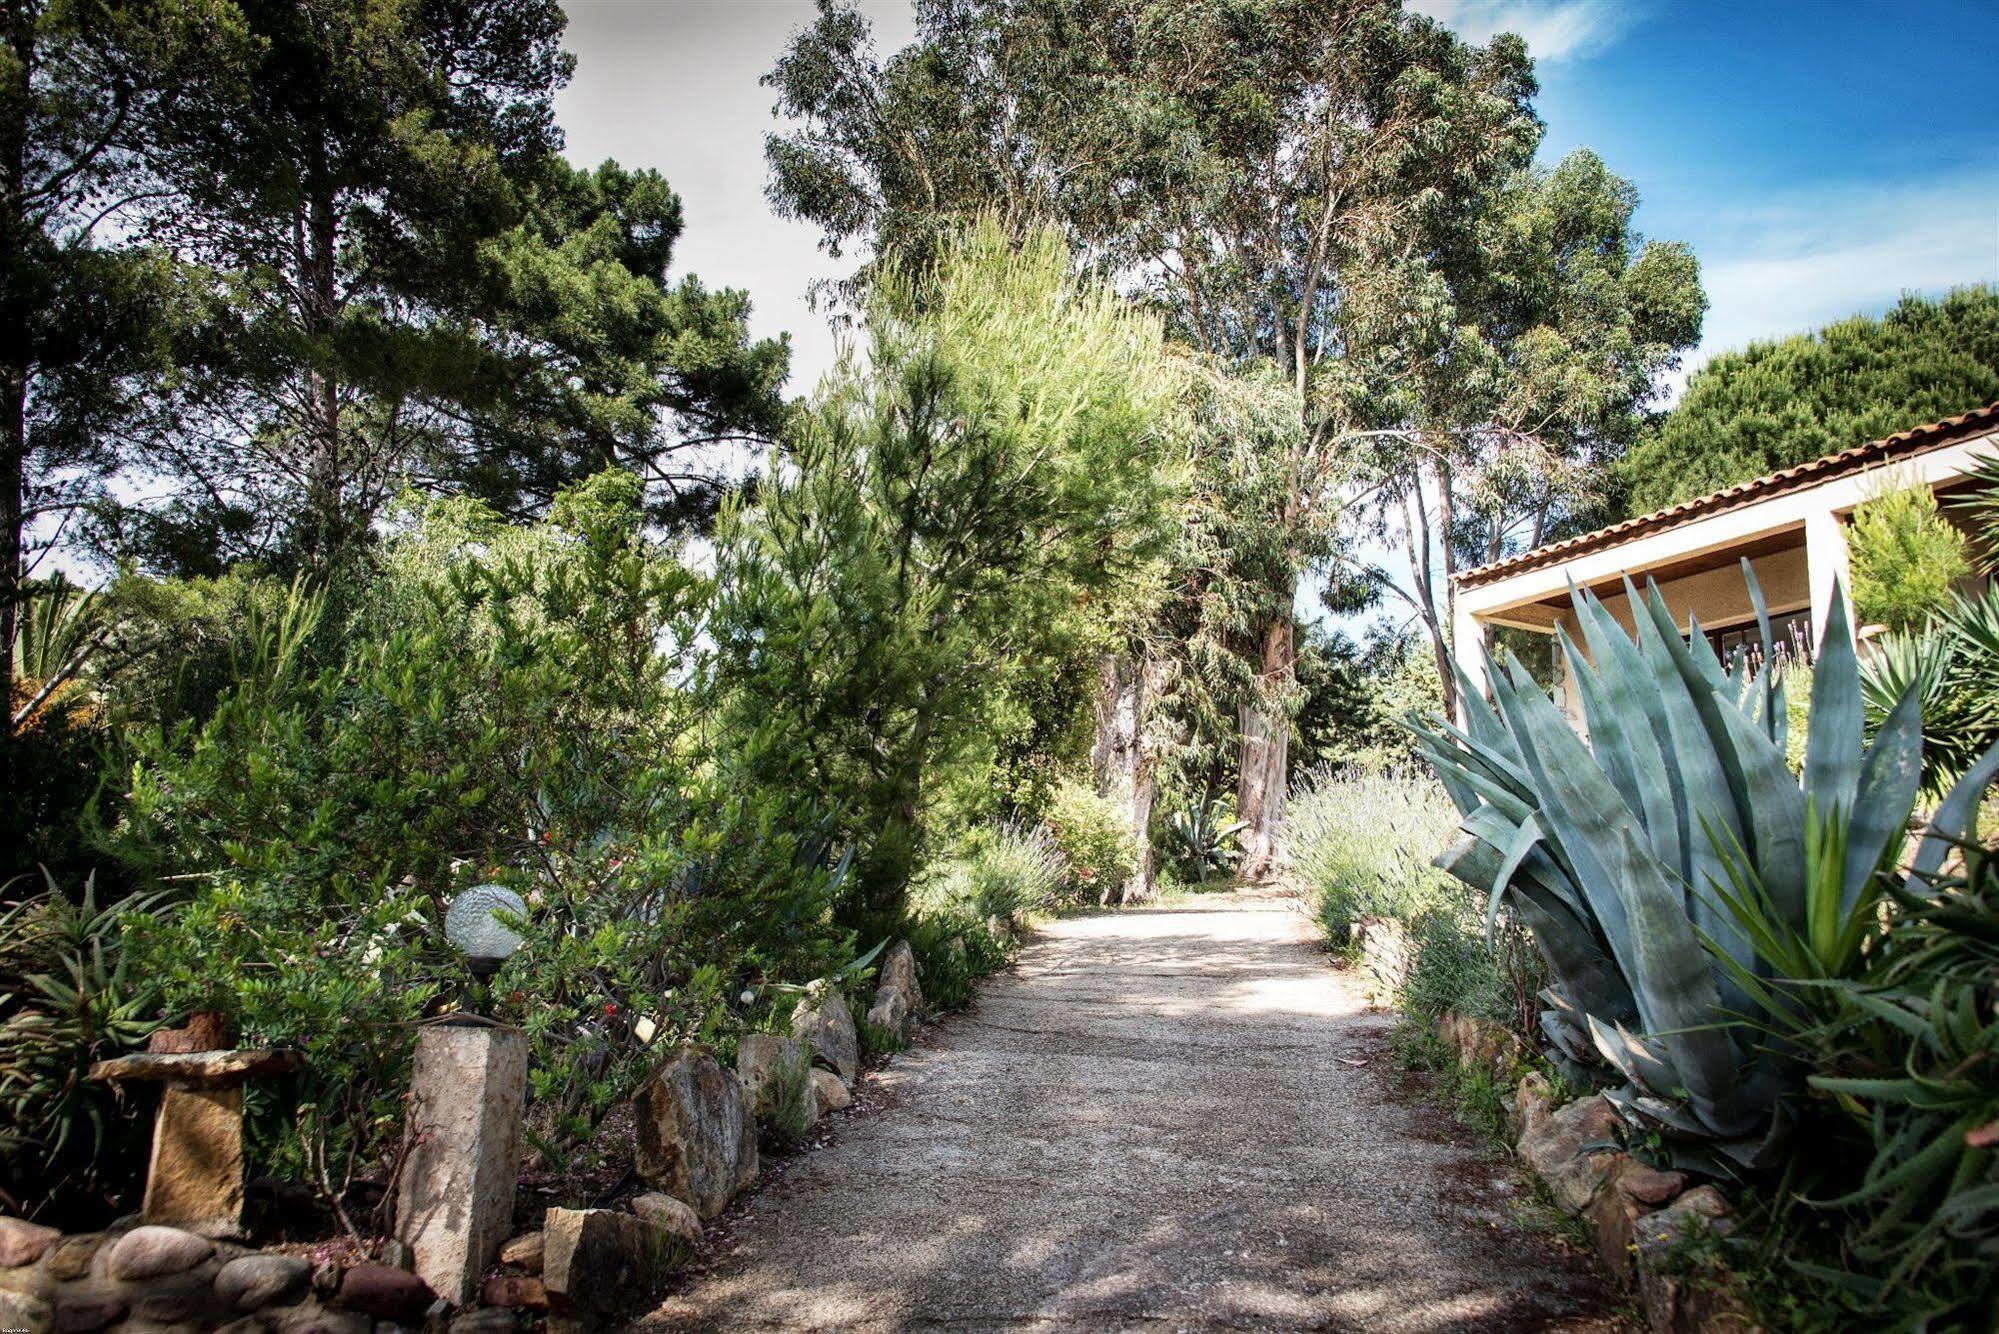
[1450,404,1999,724]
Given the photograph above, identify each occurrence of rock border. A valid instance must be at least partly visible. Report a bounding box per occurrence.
[1429,1011,1758,1334]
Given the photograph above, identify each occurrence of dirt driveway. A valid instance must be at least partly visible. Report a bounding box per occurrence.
[639,891,1623,1331]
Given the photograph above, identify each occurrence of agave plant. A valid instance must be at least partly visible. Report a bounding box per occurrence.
[1408,568,1924,1167]
[1167,800,1247,884]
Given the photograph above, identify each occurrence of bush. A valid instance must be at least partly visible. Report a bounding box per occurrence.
[1282,764,1457,942]
[0,874,163,1224]
[1847,476,1971,632]
[1041,780,1138,902]
[111,475,852,1186]
[911,821,1065,927]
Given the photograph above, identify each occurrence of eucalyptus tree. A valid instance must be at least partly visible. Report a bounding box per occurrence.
[767,0,1542,871]
[104,0,787,573]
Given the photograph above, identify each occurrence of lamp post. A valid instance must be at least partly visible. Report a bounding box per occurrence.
[444,883,527,1016]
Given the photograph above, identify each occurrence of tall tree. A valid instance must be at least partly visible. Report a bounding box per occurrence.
[1354,149,1702,717]
[766,0,1542,874]
[715,220,1179,913]
[102,0,787,573]
[1620,285,1999,514]
[0,0,207,771]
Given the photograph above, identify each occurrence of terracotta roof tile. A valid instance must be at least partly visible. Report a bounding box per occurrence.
[1454,400,1999,590]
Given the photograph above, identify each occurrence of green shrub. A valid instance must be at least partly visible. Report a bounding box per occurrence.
[112,474,851,1185]
[0,874,163,1225]
[895,910,1011,1013]
[1041,780,1138,902]
[1163,798,1245,884]
[913,820,1066,926]
[1847,476,1971,632]
[1282,764,1457,942]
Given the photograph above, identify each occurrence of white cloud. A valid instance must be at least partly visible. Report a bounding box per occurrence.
[1689,173,1999,372]
[1410,0,1638,63]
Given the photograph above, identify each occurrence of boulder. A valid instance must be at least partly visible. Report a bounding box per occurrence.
[790,987,859,1083]
[864,987,911,1040]
[0,1289,51,1334]
[333,1263,435,1323]
[632,1050,758,1218]
[735,1034,814,1128]
[627,1194,702,1247]
[875,941,921,1014]
[498,1232,544,1273]
[104,1226,215,1281]
[0,1218,60,1269]
[41,1235,101,1282]
[215,1254,313,1310]
[1506,1070,1555,1143]
[275,1304,372,1334]
[810,1069,852,1116]
[394,1025,528,1305]
[49,1287,125,1332]
[1632,1185,1735,1257]
[1633,1191,1754,1334]
[480,1273,548,1309]
[541,1208,676,1325]
[132,1265,222,1323]
[1516,1095,1623,1215]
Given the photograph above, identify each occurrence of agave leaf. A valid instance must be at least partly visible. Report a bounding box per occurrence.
[1805,580,1863,814]
[1841,685,1923,909]
[1913,740,1999,882]
[1486,813,1544,947]
[1569,586,1689,879]
[1587,1014,1681,1094]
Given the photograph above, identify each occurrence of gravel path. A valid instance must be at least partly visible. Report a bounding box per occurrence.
[639,890,1624,1332]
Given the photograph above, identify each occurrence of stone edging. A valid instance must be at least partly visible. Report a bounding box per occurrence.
[1429,1010,1759,1334]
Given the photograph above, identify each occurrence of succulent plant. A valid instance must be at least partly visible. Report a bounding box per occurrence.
[1408,566,1926,1168]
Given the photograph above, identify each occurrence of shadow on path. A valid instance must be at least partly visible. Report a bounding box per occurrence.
[638,893,1625,1332]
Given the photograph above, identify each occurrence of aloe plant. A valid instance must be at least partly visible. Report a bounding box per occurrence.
[1408,567,1925,1166]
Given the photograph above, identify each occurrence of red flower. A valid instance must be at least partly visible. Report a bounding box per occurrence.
[603,1002,619,1017]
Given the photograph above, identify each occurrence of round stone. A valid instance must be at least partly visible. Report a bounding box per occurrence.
[104,1226,214,1281]
[215,1253,312,1310]
[444,885,527,965]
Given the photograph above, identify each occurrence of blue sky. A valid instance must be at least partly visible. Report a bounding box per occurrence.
[1436,0,1999,374]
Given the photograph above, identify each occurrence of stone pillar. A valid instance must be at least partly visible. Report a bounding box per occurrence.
[146,1085,245,1237]
[1805,507,1852,651]
[395,1025,528,1305]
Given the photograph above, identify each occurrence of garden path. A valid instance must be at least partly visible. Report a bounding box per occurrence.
[639,889,1623,1332]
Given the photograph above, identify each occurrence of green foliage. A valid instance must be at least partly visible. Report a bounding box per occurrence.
[1710,748,1999,1326]
[1041,780,1139,903]
[1410,571,1924,1168]
[0,874,163,1224]
[1283,765,1458,941]
[894,910,1011,1015]
[1859,453,1999,798]
[714,218,1178,914]
[1621,286,1999,513]
[911,822,1066,930]
[1847,478,1972,632]
[1163,799,1245,886]
[92,1,785,571]
[751,1041,817,1152]
[110,473,849,1180]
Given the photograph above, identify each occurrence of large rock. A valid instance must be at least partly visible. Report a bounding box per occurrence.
[632,1050,758,1218]
[394,1025,528,1305]
[0,1289,51,1334]
[1516,1094,1623,1215]
[735,1034,815,1130]
[215,1253,312,1310]
[1634,1189,1753,1334]
[810,1069,852,1116]
[790,986,859,1083]
[868,941,922,1037]
[103,1226,215,1281]
[1507,1070,1555,1144]
[628,1194,702,1247]
[333,1263,435,1323]
[542,1208,676,1327]
[0,1218,60,1269]
[146,1085,247,1238]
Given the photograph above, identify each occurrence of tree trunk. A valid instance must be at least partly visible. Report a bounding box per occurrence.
[298,181,344,564]
[1091,652,1162,903]
[1236,612,1294,881]
[1,8,29,766]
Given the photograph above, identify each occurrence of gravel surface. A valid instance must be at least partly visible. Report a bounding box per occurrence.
[639,890,1626,1332]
